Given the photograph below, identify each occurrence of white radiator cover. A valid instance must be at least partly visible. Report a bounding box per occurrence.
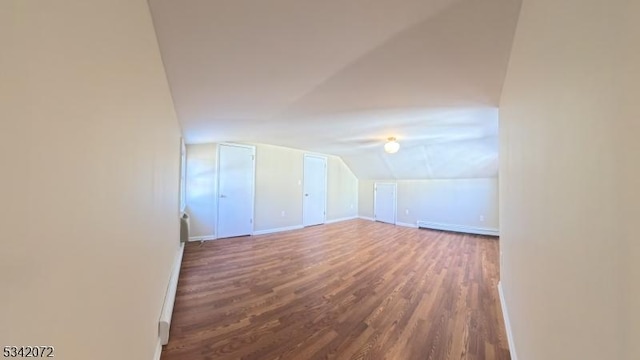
[159,243,185,345]
[180,213,190,243]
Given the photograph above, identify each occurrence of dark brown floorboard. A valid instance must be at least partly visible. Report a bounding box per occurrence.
[161,219,510,360]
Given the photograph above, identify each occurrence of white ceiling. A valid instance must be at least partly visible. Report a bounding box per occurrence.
[149,0,521,179]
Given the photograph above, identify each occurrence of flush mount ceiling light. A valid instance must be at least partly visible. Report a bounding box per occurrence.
[384,137,400,154]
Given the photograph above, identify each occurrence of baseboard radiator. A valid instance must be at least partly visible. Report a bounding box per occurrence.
[416,220,499,236]
[159,243,184,345]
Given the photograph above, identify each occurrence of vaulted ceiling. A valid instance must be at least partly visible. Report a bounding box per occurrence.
[149,0,521,179]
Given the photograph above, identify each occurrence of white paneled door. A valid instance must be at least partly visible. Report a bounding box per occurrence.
[374,183,396,225]
[217,144,255,238]
[303,155,327,227]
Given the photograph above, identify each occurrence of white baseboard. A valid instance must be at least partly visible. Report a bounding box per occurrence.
[358,216,375,221]
[153,337,162,360]
[498,281,518,360]
[253,225,304,236]
[325,216,358,224]
[416,220,499,236]
[159,243,184,346]
[396,221,418,228]
[253,217,358,235]
[188,235,216,242]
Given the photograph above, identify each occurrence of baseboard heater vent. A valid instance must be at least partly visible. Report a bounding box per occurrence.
[159,242,185,345]
[416,221,499,236]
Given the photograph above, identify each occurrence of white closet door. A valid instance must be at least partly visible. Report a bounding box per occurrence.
[217,144,255,238]
[303,155,327,226]
[374,183,396,225]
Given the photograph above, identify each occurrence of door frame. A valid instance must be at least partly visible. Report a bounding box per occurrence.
[374,182,397,225]
[302,154,328,227]
[216,143,256,238]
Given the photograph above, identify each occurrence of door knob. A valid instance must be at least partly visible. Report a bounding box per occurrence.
[305,194,309,197]
[220,194,227,198]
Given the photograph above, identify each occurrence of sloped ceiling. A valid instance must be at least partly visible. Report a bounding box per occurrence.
[149,0,521,179]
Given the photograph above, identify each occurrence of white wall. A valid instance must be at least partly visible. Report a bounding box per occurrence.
[358,180,376,219]
[499,0,638,359]
[185,143,358,237]
[618,2,640,358]
[327,156,359,221]
[185,144,218,239]
[0,1,182,360]
[358,178,499,233]
[254,144,304,232]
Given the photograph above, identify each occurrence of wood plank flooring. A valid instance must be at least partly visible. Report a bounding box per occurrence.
[161,219,510,360]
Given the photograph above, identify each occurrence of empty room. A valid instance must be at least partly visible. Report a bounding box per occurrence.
[2,1,638,360]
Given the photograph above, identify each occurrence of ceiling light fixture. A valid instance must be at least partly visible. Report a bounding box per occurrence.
[384,137,400,154]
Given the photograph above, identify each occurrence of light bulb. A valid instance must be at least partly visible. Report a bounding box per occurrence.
[384,138,400,154]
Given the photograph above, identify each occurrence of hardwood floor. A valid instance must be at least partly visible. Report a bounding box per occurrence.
[161,219,510,360]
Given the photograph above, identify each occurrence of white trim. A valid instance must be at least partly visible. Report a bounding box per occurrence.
[498,282,518,360]
[325,216,358,224]
[396,221,418,228]
[416,220,499,236]
[153,337,162,360]
[217,143,256,238]
[358,216,375,221]
[302,154,328,226]
[188,235,216,242]
[374,182,397,225]
[251,217,360,236]
[252,225,304,236]
[159,243,185,345]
